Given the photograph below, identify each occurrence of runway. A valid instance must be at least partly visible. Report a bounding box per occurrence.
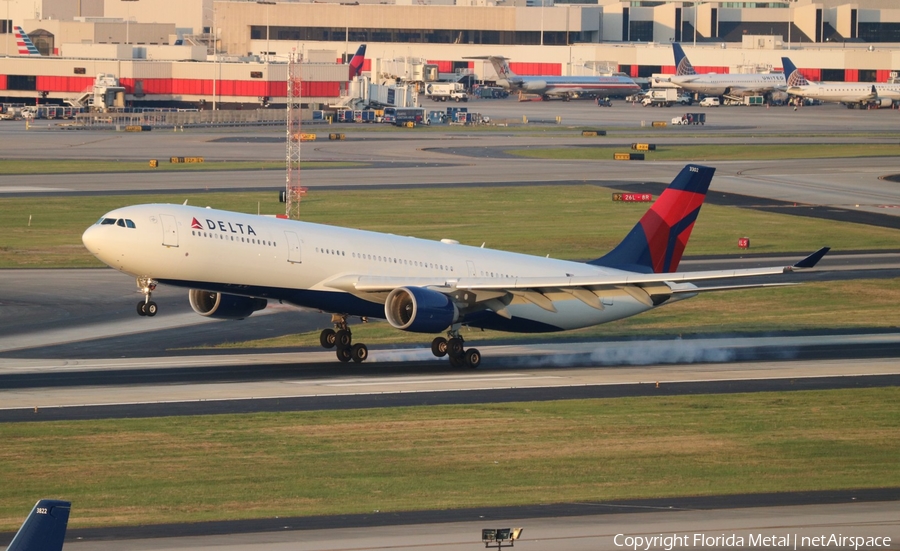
[47,498,900,551]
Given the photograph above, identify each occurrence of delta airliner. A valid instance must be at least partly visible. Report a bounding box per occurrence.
[82,165,828,368]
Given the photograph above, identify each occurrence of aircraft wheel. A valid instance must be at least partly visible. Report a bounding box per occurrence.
[145,301,158,317]
[448,354,464,368]
[320,328,336,349]
[431,337,448,358]
[464,348,481,369]
[136,301,147,316]
[351,343,368,363]
[447,338,464,358]
[336,329,352,348]
[336,347,352,363]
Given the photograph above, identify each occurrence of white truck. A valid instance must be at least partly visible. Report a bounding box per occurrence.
[424,82,468,102]
[642,88,682,107]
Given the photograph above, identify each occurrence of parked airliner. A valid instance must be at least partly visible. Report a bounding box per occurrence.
[782,57,900,108]
[82,165,828,368]
[657,43,785,98]
[466,55,640,100]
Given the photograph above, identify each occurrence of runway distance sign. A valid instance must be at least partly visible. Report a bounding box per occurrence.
[612,193,653,202]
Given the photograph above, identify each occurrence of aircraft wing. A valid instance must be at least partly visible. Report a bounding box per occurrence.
[323,248,828,312]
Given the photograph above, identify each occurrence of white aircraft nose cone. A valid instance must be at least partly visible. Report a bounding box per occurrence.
[82,225,101,255]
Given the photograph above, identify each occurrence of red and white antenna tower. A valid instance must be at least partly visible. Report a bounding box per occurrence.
[286,50,305,219]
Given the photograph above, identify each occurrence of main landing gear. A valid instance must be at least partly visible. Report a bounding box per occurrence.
[431,328,480,369]
[319,314,368,363]
[135,277,158,317]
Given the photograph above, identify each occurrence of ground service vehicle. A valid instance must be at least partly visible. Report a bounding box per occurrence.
[425,82,468,102]
[642,89,682,107]
[699,97,720,107]
[383,107,426,126]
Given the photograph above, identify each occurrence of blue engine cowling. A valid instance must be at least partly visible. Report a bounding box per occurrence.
[189,289,267,320]
[384,287,458,333]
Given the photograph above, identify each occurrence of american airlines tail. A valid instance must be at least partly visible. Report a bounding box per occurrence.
[672,43,696,76]
[14,26,41,56]
[781,57,809,86]
[348,44,366,78]
[589,165,713,273]
[5,500,71,551]
[484,56,518,84]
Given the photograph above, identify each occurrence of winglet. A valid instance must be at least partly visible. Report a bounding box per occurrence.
[788,247,830,271]
[6,500,71,551]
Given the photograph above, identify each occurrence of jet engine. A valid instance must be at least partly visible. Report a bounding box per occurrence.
[384,287,458,333]
[189,289,267,320]
[872,98,893,108]
[522,80,548,93]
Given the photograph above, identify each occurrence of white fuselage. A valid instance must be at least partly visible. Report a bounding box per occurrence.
[787,82,900,104]
[667,73,785,96]
[82,204,671,333]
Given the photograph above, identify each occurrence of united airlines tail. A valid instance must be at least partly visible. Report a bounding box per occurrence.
[589,164,715,273]
[14,26,41,56]
[781,57,809,87]
[6,500,71,551]
[348,44,366,78]
[673,43,696,76]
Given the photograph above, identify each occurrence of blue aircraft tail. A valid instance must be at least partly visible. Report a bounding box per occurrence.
[588,164,715,273]
[348,44,367,78]
[781,57,808,86]
[6,500,71,551]
[673,43,696,76]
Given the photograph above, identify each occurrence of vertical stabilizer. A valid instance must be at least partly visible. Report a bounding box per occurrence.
[14,26,41,56]
[781,57,808,86]
[487,56,516,82]
[589,164,715,273]
[6,500,71,551]
[348,44,367,78]
[673,43,695,76]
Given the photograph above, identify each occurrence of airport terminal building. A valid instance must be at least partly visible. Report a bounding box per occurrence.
[1,0,899,107]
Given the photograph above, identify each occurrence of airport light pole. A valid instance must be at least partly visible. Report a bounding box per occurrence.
[204,3,218,110]
[123,0,138,46]
[257,1,274,64]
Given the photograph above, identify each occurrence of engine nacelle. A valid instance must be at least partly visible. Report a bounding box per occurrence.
[189,290,267,320]
[872,98,893,108]
[523,80,548,93]
[384,287,458,333]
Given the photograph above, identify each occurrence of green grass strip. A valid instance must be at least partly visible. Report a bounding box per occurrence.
[1,388,897,530]
[0,159,361,175]
[506,143,900,161]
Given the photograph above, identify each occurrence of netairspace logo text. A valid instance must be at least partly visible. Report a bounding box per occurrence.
[614,533,892,551]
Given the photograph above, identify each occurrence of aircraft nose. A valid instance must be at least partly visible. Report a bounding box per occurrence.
[82,224,101,255]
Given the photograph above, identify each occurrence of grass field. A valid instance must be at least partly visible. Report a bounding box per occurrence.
[0,159,361,175]
[1,388,897,530]
[506,143,900,161]
[3,185,900,268]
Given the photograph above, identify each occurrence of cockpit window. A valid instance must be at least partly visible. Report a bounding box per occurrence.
[97,217,136,228]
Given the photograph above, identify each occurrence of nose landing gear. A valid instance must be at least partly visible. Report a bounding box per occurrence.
[320,314,368,363]
[136,277,158,317]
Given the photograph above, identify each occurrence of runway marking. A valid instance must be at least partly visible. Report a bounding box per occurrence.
[317,375,563,387]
